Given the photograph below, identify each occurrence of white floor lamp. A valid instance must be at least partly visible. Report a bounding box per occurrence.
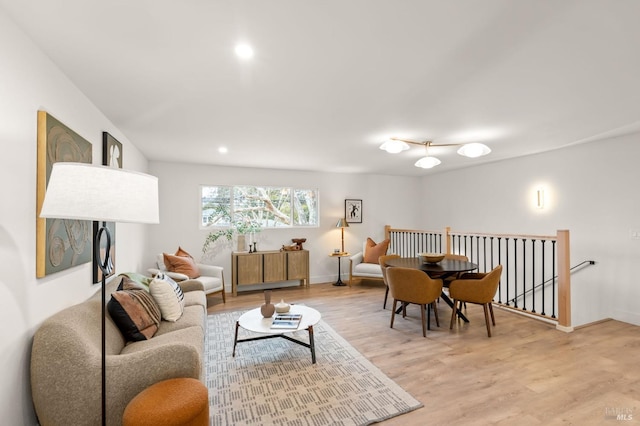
[39,162,159,425]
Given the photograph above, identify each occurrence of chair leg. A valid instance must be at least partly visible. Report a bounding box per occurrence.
[427,304,431,330]
[432,302,440,327]
[221,289,226,303]
[402,303,407,318]
[390,299,397,329]
[421,304,427,337]
[489,303,495,325]
[383,286,389,310]
[449,300,458,329]
[483,304,492,337]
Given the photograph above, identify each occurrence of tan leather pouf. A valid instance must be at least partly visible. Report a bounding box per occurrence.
[123,378,209,426]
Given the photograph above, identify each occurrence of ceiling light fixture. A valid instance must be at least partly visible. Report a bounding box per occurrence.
[235,43,254,59]
[380,137,491,169]
[379,139,409,154]
[457,142,491,158]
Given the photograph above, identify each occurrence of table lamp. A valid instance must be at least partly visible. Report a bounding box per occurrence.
[335,218,349,254]
[39,162,159,425]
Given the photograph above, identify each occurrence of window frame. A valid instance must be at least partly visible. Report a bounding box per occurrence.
[200,184,320,230]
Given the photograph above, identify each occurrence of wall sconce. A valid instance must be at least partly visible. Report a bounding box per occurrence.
[536,188,545,209]
[380,137,491,169]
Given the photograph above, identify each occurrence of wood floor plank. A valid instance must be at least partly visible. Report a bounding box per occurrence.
[206,282,639,425]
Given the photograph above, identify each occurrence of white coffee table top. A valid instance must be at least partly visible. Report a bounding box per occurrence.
[237,305,321,334]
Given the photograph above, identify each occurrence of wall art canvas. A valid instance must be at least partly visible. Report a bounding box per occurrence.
[36,111,93,277]
[345,199,362,223]
[92,132,122,283]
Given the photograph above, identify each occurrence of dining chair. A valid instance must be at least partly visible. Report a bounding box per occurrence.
[379,254,401,310]
[386,267,443,337]
[448,265,503,337]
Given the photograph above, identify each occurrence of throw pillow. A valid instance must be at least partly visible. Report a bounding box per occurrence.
[117,274,150,292]
[175,246,194,258]
[107,288,161,341]
[120,272,152,291]
[149,273,185,322]
[162,253,200,279]
[363,237,390,264]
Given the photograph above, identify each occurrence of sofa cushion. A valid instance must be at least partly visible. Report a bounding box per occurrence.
[163,253,200,279]
[363,237,390,264]
[150,273,185,322]
[353,262,384,277]
[155,305,206,336]
[107,288,161,341]
[192,275,224,294]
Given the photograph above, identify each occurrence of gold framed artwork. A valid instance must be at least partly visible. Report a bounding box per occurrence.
[93,132,122,283]
[36,111,93,277]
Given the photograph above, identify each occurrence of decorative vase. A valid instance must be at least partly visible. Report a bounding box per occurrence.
[260,290,275,318]
[237,234,246,252]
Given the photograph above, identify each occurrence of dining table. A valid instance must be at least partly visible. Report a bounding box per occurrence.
[385,257,479,323]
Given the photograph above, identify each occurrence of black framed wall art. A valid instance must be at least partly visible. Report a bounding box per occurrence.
[345,199,362,223]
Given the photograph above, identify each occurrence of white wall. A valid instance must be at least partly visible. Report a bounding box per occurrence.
[147,162,423,289]
[419,133,640,327]
[0,9,152,425]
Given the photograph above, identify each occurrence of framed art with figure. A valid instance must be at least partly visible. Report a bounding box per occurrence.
[93,132,122,283]
[345,199,362,223]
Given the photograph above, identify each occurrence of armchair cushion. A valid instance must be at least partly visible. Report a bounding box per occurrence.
[363,237,390,264]
[163,253,200,279]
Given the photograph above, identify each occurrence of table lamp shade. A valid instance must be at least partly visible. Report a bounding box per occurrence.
[335,218,349,228]
[40,162,159,224]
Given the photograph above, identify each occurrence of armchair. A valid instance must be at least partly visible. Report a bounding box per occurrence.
[448,265,503,337]
[348,238,389,286]
[149,253,226,303]
[386,267,443,337]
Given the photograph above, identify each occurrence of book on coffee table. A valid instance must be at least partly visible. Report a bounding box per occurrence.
[271,313,303,329]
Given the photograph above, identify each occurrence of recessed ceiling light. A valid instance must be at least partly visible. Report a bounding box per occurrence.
[235,44,254,59]
[218,147,228,154]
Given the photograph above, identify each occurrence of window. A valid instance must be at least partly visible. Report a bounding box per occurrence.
[201,185,319,229]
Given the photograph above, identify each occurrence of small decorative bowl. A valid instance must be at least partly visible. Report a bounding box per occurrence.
[419,253,445,263]
[275,299,290,313]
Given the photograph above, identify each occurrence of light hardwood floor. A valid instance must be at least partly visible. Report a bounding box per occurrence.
[206,281,639,425]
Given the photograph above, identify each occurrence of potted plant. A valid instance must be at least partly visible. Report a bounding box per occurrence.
[202,216,262,253]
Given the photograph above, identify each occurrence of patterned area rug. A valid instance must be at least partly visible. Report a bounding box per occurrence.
[207,310,423,425]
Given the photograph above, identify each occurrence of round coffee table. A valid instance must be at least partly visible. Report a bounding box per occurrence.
[232,305,321,364]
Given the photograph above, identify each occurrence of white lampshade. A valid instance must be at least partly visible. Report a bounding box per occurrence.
[457,142,491,158]
[414,156,441,169]
[379,139,410,154]
[40,163,159,224]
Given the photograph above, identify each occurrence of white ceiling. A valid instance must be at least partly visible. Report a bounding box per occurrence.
[3,0,640,176]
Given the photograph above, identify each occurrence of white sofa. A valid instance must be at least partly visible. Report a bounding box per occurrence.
[149,254,226,303]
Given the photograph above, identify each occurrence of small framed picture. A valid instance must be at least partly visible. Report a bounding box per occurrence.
[345,199,362,223]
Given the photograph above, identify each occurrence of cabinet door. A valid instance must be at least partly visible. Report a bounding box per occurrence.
[287,250,309,280]
[263,252,286,282]
[236,254,262,285]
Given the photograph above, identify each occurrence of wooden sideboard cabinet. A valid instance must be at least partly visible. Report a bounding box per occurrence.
[231,250,309,296]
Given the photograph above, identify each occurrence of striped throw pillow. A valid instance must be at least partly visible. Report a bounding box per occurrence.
[149,273,185,322]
